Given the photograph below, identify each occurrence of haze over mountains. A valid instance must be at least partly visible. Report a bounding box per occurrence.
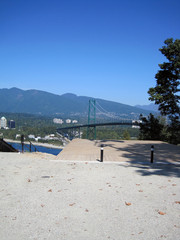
[135,103,159,112]
[0,88,155,119]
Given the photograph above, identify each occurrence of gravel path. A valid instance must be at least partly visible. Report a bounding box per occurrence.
[0,151,180,240]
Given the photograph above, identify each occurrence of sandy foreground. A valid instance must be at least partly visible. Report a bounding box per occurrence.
[0,140,180,240]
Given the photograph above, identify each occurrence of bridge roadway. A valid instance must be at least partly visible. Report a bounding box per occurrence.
[57,120,139,132]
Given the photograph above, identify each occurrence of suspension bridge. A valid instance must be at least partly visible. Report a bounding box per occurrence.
[57,99,140,140]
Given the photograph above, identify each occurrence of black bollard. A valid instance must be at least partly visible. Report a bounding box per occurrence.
[151,145,154,163]
[100,144,104,162]
[21,134,24,153]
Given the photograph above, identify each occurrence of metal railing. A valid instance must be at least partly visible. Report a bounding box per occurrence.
[21,138,38,153]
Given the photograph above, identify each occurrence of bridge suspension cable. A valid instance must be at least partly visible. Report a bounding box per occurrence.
[94,100,133,122]
[89,100,117,120]
[95,101,119,119]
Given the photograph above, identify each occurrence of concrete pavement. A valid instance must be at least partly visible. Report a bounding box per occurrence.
[56,139,180,164]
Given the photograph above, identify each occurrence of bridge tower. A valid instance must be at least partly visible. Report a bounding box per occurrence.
[87,99,96,139]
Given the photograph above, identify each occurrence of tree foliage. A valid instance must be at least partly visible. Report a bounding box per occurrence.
[139,114,165,140]
[123,129,130,140]
[148,38,180,118]
[82,126,139,140]
[148,38,180,144]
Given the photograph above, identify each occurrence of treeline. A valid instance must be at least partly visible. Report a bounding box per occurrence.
[0,112,55,128]
[82,126,139,140]
[139,114,180,144]
[0,126,58,139]
[0,112,140,141]
[0,113,60,143]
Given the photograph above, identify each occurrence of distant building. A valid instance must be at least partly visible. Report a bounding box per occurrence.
[28,134,35,139]
[8,120,15,129]
[132,125,140,129]
[44,134,55,140]
[72,120,78,124]
[132,120,142,129]
[66,119,71,124]
[16,134,21,139]
[0,117,7,129]
[49,134,55,137]
[53,118,64,124]
[35,137,41,142]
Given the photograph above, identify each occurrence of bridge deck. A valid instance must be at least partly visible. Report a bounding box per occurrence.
[56,139,180,163]
[57,121,138,132]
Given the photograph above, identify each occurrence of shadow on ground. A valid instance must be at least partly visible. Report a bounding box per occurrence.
[122,162,180,178]
[98,140,180,178]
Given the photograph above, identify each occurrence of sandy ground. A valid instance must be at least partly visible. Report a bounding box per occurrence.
[0,145,180,240]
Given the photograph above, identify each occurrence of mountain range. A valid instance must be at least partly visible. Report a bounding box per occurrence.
[135,103,159,112]
[0,88,156,119]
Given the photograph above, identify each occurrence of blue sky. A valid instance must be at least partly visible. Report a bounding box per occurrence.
[0,0,180,106]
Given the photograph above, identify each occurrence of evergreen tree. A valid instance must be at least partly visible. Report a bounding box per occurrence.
[139,114,165,140]
[123,129,130,140]
[148,38,180,144]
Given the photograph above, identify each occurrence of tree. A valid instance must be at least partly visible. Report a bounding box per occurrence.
[123,129,130,140]
[148,38,180,144]
[139,114,165,140]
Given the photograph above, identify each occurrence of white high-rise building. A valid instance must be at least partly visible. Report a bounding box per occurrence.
[0,117,7,129]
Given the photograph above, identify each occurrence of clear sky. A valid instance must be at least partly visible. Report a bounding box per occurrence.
[0,0,180,106]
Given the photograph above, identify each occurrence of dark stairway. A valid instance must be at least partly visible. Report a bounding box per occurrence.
[0,139,19,152]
